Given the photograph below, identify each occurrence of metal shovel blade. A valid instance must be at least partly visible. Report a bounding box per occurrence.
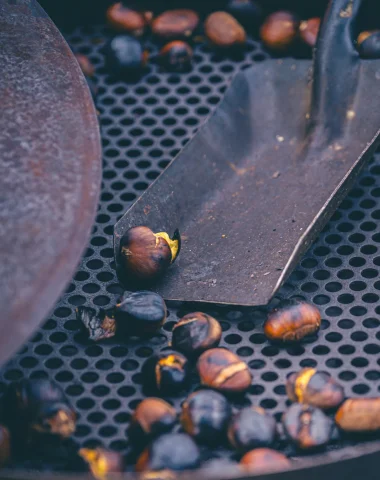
[114,0,380,306]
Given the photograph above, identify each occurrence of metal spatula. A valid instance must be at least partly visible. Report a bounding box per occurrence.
[114,0,380,306]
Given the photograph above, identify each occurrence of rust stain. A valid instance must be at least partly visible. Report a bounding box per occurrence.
[143,205,151,215]
[227,162,256,176]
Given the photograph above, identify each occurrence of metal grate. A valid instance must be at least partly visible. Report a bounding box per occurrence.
[2,18,380,471]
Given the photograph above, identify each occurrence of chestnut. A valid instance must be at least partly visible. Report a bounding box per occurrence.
[74,53,95,77]
[142,350,190,395]
[357,30,380,59]
[263,301,321,343]
[79,448,124,478]
[260,11,299,52]
[171,312,222,356]
[128,398,177,446]
[228,406,277,452]
[180,389,231,444]
[197,348,252,394]
[116,291,167,336]
[240,448,290,473]
[204,12,246,49]
[286,368,344,410]
[0,426,10,467]
[282,403,333,450]
[157,41,193,72]
[106,3,148,36]
[136,433,200,472]
[299,17,321,48]
[104,35,149,75]
[335,398,380,432]
[226,0,263,30]
[76,306,116,341]
[120,226,181,282]
[152,9,199,40]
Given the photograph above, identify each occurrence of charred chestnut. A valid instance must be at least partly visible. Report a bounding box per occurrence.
[0,426,10,467]
[260,11,299,52]
[205,12,246,49]
[128,398,177,445]
[228,406,277,452]
[299,17,320,47]
[157,41,193,72]
[226,0,263,30]
[172,312,222,356]
[335,398,380,432]
[357,30,380,59]
[116,291,167,336]
[240,448,290,473]
[120,226,181,282]
[197,348,252,394]
[286,368,344,410]
[142,350,190,395]
[180,390,231,444]
[79,448,124,478]
[75,53,95,77]
[104,35,148,75]
[152,10,199,40]
[107,3,148,36]
[282,403,333,450]
[264,301,321,343]
[136,433,200,472]
[76,306,116,341]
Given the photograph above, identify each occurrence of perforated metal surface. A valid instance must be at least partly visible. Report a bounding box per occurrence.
[2,21,380,470]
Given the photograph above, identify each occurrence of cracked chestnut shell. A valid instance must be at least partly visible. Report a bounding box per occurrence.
[136,433,200,472]
[171,312,222,356]
[335,398,380,432]
[260,11,299,51]
[74,54,95,77]
[357,30,380,59]
[228,406,277,452]
[142,350,190,395]
[79,448,124,478]
[240,448,290,473]
[158,41,193,72]
[197,348,252,393]
[76,306,116,341]
[107,2,149,35]
[205,12,246,48]
[180,389,231,444]
[299,17,320,47]
[116,291,167,336]
[152,10,199,40]
[286,368,344,410]
[128,398,177,446]
[282,403,333,450]
[104,35,148,75]
[120,226,181,282]
[264,301,321,342]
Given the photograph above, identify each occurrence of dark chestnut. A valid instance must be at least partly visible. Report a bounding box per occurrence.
[107,3,148,35]
[299,17,320,47]
[104,35,148,75]
[79,448,124,478]
[180,390,231,444]
[158,41,193,72]
[226,0,263,30]
[74,53,95,77]
[142,350,190,395]
[197,348,252,394]
[116,291,167,336]
[128,398,177,446]
[0,426,10,467]
[76,306,116,341]
[152,10,199,40]
[335,398,380,432]
[205,12,246,48]
[260,11,299,51]
[171,312,222,356]
[264,301,321,342]
[120,226,181,282]
[240,448,290,473]
[286,368,344,410]
[136,433,200,472]
[228,406,277,452]
[282,403,333,450]
[357,30,380,59]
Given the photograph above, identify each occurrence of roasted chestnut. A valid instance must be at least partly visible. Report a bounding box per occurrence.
[171,312,222,356]
[204,12,246,48]
[240,448,290,473]
[263,301,321,343]
[128,398,177,446]
[299,17,320,47]
[120,226,181,282]
[335,398,380,432]
[74,53,95,77]
[197,348,252,394]
[79,448,124,478]
[0,426,10,467]
[157,41,193,72]
[107,3,149,35]
[152,9,199,40]
[357,30,380,59]
[260,11,299,52]
[76,306,116,341]
[180,389,231,444]
[136,433,200,472]
[286,368,344,410]
[142,350,190,395]
[282,403,333,450]
[226,0,263,30]
[228,406,277,452]
[116,291,167,336]
[104,35,148,75]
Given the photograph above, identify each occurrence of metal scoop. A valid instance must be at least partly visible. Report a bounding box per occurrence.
[115,0,380,306]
